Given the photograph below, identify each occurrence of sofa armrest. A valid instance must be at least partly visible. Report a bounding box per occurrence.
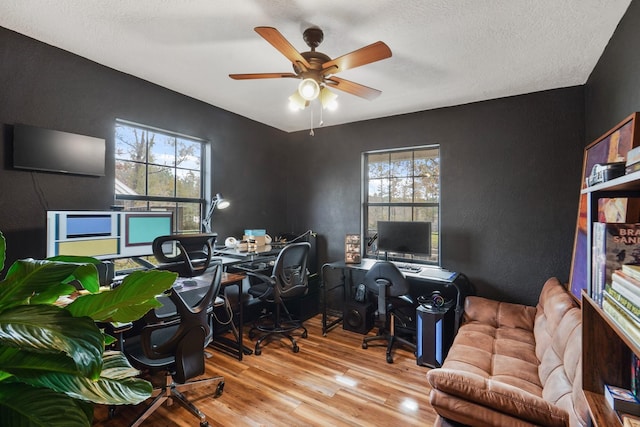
[463,295,536,330]
[427,368,568,427]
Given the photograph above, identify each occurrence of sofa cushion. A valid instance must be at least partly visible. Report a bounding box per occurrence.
[428,369,568,426]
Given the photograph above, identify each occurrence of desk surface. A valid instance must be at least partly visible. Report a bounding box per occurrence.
[215,245,281,258]
[329,258,458,283]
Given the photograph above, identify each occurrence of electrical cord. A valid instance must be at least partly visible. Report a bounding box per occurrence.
[212,295,234,326]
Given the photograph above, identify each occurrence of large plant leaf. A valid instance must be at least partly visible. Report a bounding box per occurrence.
[0,259,97,310]
[0,305,103,379]
[0,382,91,427]
[66,269,176,322]
[20,350,152,405]
[0,344,79,377]
[46,256,102,293]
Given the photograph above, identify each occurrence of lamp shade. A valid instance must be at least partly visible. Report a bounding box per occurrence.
[288,91,310,110]
[214,193,230,209]
[298,78,320,101]
[320,87,338,110]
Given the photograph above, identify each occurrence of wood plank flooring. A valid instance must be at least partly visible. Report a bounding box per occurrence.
[93,314,438,426]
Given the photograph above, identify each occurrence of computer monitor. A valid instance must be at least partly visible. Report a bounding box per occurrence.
[376,221,431,257]
[47,210,173,259]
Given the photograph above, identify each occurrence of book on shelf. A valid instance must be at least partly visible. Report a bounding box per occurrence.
[613,270,640,300]
[628,162,640,175]
[605,384,640,416]
[606,284,640,319]
[624,264,640,282]
[603,297,640,344]
[605,292,640,329]
[627,146,640,168]
[593,223,640,301]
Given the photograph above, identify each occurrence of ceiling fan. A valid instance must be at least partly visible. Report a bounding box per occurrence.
[229,26,392,109]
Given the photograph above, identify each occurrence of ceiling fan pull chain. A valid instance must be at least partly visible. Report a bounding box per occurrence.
[309,109,314,136]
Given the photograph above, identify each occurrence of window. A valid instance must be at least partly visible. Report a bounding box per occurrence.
[114,120,209,234]
[363,145,440,264]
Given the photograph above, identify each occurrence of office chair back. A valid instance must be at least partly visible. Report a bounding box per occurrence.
[361,261,416,364]
[131,261,222,382]
[272,242,311,302]
[152,233,217,277]
[364,261,410,297]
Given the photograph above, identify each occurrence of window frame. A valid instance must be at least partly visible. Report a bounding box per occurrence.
[114,119,211,234]
[362,144,441,265]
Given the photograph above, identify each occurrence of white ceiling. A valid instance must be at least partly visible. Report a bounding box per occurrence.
[0,1,632,133]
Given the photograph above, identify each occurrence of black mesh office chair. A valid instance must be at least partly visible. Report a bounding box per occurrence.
[361,261,417,363]
[122,262,225,427]
[152,233,217,277]
[246,242,311,355]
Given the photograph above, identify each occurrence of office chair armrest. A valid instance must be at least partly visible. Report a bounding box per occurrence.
[244,271,276,299]
[139,317,182,359]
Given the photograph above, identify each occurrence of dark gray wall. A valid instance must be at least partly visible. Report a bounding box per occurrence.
[8,5,640,305]
[0,26,288,266]
[286,89,585,305]
[586,0,640,141]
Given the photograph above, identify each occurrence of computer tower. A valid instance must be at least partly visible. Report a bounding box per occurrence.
[416,304,455,367]
[343,301,375,334]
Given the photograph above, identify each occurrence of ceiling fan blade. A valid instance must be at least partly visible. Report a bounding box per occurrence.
[229,72,298,80]
[322,41,392,74]
[325,76,382,100]
[254,26,312,70]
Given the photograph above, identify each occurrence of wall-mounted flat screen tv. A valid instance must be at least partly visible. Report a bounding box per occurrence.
[13,124,106,176]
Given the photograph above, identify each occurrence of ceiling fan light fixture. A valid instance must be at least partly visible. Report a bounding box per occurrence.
[298,78,320,101]
[320,87,338,111]
[288,91,309,110]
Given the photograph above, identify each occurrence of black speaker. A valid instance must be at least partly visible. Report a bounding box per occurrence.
[343,301,375,334]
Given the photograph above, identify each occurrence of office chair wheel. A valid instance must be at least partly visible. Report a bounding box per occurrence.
[386,354,394,364]
[215,381,225,397]
[255,348,262,356]
[362,342,368,349]
[293,344,299,353]
[301,330,308,338]
[200,422,209,427]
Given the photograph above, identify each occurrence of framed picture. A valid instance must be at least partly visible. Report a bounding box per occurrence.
[345,234,361,264]
[569,112,640,301]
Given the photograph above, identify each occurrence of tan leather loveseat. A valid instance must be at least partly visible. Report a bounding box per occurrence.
[426,278,589,427]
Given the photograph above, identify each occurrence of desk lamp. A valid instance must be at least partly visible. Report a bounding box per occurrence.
[202,193,230,233]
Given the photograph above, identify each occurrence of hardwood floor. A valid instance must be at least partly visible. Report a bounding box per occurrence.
[93,314,438,426]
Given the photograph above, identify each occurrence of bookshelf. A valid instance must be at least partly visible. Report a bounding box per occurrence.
[582,171,640,426]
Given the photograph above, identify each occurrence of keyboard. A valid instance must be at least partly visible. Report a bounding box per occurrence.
[395,263,423,274]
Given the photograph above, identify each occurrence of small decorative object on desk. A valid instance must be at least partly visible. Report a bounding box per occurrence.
[605,384,640,415]
[345,234,361,264]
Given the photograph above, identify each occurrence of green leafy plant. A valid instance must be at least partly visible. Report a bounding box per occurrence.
[0,231,177,426]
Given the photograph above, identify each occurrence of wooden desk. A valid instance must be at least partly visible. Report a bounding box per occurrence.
[213,272,251,360]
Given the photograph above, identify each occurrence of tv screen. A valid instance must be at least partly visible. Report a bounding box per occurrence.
[377,221,431,256]
[13,124,106,176]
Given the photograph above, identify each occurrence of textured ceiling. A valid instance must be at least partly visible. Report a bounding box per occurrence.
[0,0,632,132]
